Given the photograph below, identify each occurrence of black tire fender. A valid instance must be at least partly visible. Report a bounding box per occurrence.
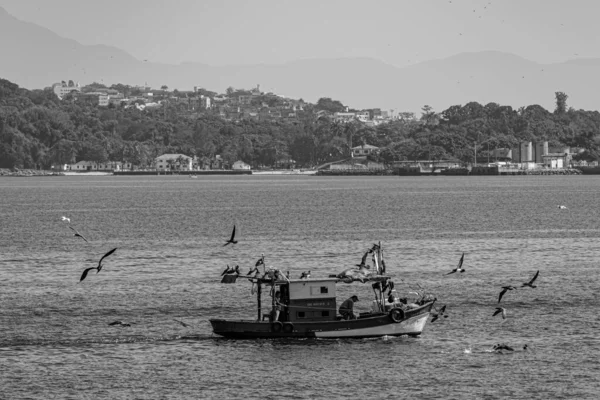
[389,307,405,323]
[271,321,283,332]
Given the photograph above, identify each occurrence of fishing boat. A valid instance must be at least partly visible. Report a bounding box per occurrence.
[210,243,436,339]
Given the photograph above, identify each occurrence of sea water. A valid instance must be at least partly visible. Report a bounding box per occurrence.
[1,175,599,399]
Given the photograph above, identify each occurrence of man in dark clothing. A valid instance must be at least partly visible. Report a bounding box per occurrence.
[339,295,359,320]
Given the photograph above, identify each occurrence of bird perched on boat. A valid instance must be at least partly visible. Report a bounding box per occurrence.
[108,320,130,327]
[355,250,371,268]
[498,286,518,303]
[254,257,264,267]
[557,205,568,210]
[223,225,238,246]
[431,305,448,322]
[61,216,71,223]
[79,248,117,282]
[493,307,507,319]
[300,270,311,279]
[69,226,89,243]
[221,265,233,276]
[521,270,540,288]
[446,253,465,274]
[247,266,260,276]
[221,272,239,284]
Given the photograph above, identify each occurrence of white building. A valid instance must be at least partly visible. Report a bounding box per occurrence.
[232,160,251,170]
[352,144,379,157]
[52,81,81,99]
[155,154,193,171]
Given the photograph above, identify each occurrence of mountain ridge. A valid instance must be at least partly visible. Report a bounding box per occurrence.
[1,6,599,113]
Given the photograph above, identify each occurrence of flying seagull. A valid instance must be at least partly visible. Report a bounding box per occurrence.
[223,225,238,246]
[493,307,507,319]
[79,248,117,282]
[69,226,89,243]
[498,286,517,303]
[431,305,448,323]
[61,216,71,223]
[521,270,540,288]
[446,253,465,274]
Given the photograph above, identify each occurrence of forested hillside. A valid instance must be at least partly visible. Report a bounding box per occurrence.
[1,77,599,170]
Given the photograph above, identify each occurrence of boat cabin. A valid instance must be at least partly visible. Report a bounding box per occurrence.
[270,278,338,322]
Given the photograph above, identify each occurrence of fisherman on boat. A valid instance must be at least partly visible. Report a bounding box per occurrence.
[339,295,359,320]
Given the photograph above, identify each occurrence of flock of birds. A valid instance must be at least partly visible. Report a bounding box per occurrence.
[437,251,542,353]
[63,215,546,341]
[60,216,118,283]
[219,224,312,284]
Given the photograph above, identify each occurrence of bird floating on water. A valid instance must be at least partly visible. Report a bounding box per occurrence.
[557,205,568,210]
[521,270,540,288]
[79,248,117,282]
[492,343,514,351]
[446,253,465,275]
[493,307,507,319]
[61,216,71,223]
[223,225,238,246]
[498,286,517,303]
[108,320,130,327]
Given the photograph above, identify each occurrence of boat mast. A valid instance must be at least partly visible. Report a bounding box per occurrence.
[257,280,262,321]
[379,241,385,309]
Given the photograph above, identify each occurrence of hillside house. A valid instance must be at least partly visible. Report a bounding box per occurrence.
[232,160,252,170]
[155,154,192,171]
[352,144,380,157]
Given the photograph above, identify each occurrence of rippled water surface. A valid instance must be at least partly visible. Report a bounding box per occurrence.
[2,175,600,399]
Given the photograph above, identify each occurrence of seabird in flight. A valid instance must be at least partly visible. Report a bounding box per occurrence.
[69,226,89,243]
[431,305,447,323]
[223,225,238,246]
[61,216,71,223]
[521,270,540,288]
[498,286,517,303]
[79,248,117,282]
[446,253,465,274]
[493,307,507,319]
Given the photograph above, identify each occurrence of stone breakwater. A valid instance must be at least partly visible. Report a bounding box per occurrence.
[0,168,65,177]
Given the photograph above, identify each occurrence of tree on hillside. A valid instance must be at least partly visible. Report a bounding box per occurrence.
[315,97,346,113]
[554,92,568,114]
[160,85,168,91]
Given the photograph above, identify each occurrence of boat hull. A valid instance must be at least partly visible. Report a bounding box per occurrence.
[209,302,434,339]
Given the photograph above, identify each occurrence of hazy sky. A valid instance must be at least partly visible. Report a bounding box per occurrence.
[1,0,599,66]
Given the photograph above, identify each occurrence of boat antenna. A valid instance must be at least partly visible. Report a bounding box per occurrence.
[261,253,265,273]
